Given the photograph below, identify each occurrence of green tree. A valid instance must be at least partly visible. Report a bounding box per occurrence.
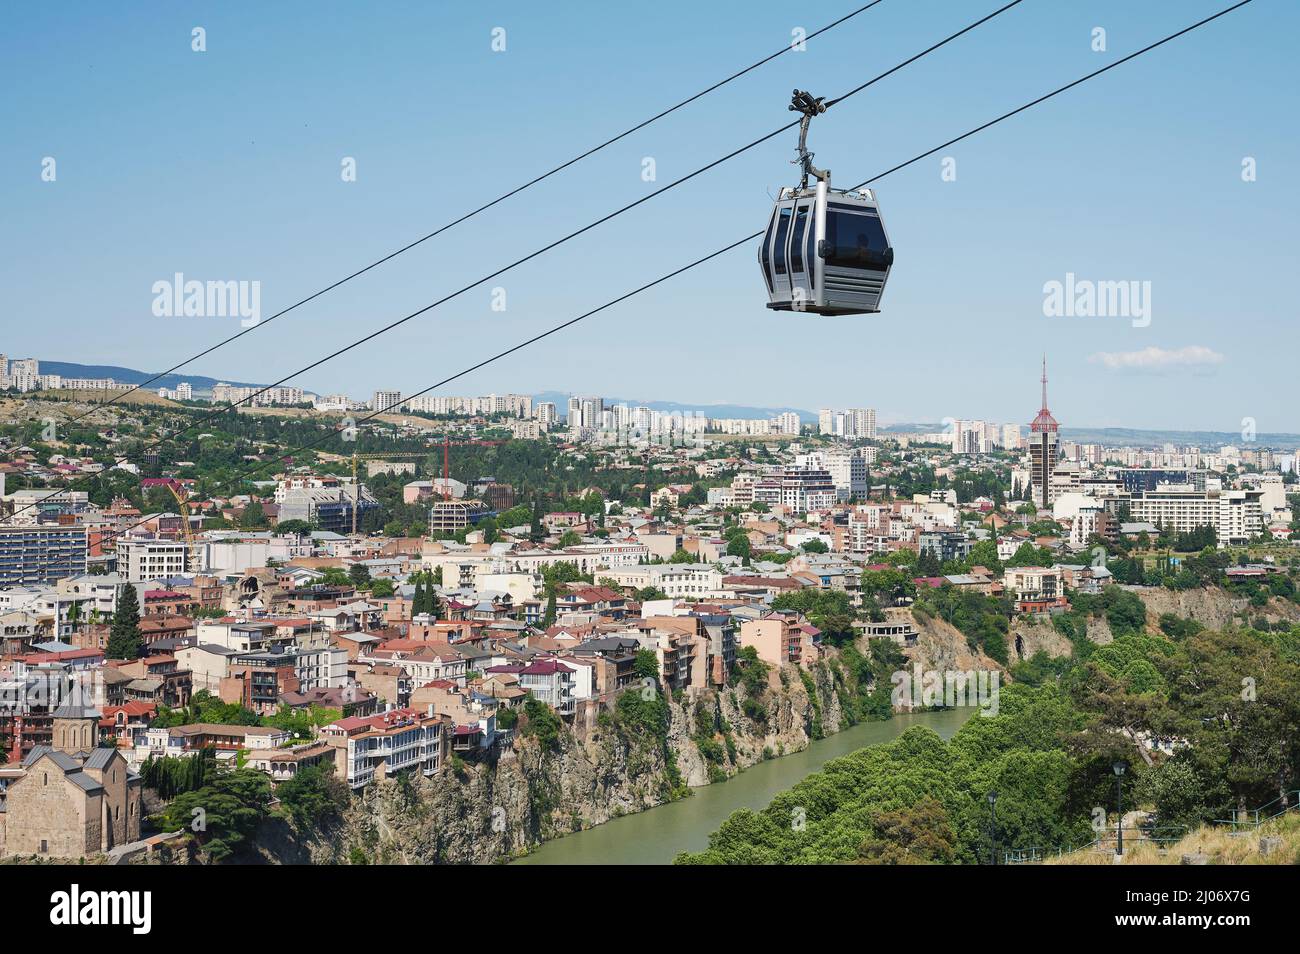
[726,534,752,563]
[239,499,268,528]
[541,588,557,627]
[275,762,349,831]
[107,582,142,659]
[160,768,273,862]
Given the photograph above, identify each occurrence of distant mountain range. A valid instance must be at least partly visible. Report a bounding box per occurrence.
[32,362,1300,448]
[39,360,260,394]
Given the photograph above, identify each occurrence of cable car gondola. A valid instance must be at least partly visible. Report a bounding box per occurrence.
[760,90,894,316]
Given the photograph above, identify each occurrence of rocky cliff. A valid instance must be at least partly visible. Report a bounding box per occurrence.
[156,585,1273,865]
[217,631,952,865]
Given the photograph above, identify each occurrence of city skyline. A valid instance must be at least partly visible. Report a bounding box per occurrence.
[4,1,1296,431]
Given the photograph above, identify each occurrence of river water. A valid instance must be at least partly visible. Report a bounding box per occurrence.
[514,707,974,865]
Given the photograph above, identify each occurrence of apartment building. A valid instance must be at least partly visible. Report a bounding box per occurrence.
[0,526,89,586]
[372,390,403,413]
[752,467,838,512]
[516,658,576,716]
[116,536,188,584]
[1003,566,1066,612]
[1118,487,1264,546]
[321,707,451,789]
[796,450,869,500]
[607,563,723,599]
[740,614,817,669]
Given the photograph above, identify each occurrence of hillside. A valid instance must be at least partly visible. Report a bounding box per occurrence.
[36,360,262,394]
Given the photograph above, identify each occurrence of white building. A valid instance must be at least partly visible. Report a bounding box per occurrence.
[115,537,189,584]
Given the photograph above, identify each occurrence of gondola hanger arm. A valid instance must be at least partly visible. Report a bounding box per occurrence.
[788,89,830,188]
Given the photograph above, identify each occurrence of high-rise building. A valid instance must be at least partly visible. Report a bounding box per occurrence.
[816,406,876,440]
[774,412,801,436]
[372,390,403,414]
[849,408,876,439]
[818,409,834,435]
[1028,358,1061,509]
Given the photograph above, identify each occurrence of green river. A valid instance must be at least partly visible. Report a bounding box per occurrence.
[515,707,974,865]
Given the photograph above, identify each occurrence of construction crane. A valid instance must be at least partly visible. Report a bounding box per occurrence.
[348,452,428,535]
[165,483,201,575]
[431,436,503,500]
[345,439,504,534]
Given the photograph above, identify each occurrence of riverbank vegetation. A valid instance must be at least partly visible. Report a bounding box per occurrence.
[676,623,1300,864]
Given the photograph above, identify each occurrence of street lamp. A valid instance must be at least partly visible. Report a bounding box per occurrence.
[1112,761,1128,856]
[987,790,999,865]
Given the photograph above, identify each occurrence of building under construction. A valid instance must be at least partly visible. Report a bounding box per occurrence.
[428,499,497,537]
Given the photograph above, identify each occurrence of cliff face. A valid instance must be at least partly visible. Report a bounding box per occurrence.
[908,612,1003,673]
[235,637,915,865]
[1130,585,1300,631]
[222,612,1001,866]
[236,674,832,865]
[1009,614,1074,662]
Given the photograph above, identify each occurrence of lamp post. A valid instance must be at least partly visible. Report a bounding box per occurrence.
[987,790,999,865]
[1112,761,1128,856]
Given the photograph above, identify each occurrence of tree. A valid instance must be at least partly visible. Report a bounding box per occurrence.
[411,573,427,615]
[160,768,272,861]
[275,762,349,831]
[107,582,142,659]
[530,497,545,543]
[915,547,942,577]
[370,578,395,598]
[348,563,372,587]
[239,500,268,528]
[801,539,829,554]
[633,648,661,684]
[318,566,350,587]
[276,519,316,536]
[966,539,1003,573]
[541,588,557,628]
[726,534,752,563]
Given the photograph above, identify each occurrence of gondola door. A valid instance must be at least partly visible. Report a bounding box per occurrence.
[786,197,815,311]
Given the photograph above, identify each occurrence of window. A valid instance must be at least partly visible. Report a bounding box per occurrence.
[823,205,889,269]
[772,207,793,275]
[790,205,810,273]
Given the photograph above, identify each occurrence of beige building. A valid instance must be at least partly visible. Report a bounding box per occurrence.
[0,698,142,859]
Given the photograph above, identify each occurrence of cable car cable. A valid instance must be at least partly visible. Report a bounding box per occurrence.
[59,0,892,424]
[88,0,1255,550]
[15,0,1025,524]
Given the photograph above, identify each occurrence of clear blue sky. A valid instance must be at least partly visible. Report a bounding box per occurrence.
[3,0,1295,431]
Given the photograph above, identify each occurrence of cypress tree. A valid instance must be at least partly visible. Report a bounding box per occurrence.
[108,582,142,659]
[412,574,425,616]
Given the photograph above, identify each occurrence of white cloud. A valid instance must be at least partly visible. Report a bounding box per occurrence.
[1089,345,1225,372]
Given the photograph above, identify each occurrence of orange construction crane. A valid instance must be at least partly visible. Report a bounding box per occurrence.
[165,483,201,575]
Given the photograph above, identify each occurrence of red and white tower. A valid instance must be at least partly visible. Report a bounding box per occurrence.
[1028,356,1060,508]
